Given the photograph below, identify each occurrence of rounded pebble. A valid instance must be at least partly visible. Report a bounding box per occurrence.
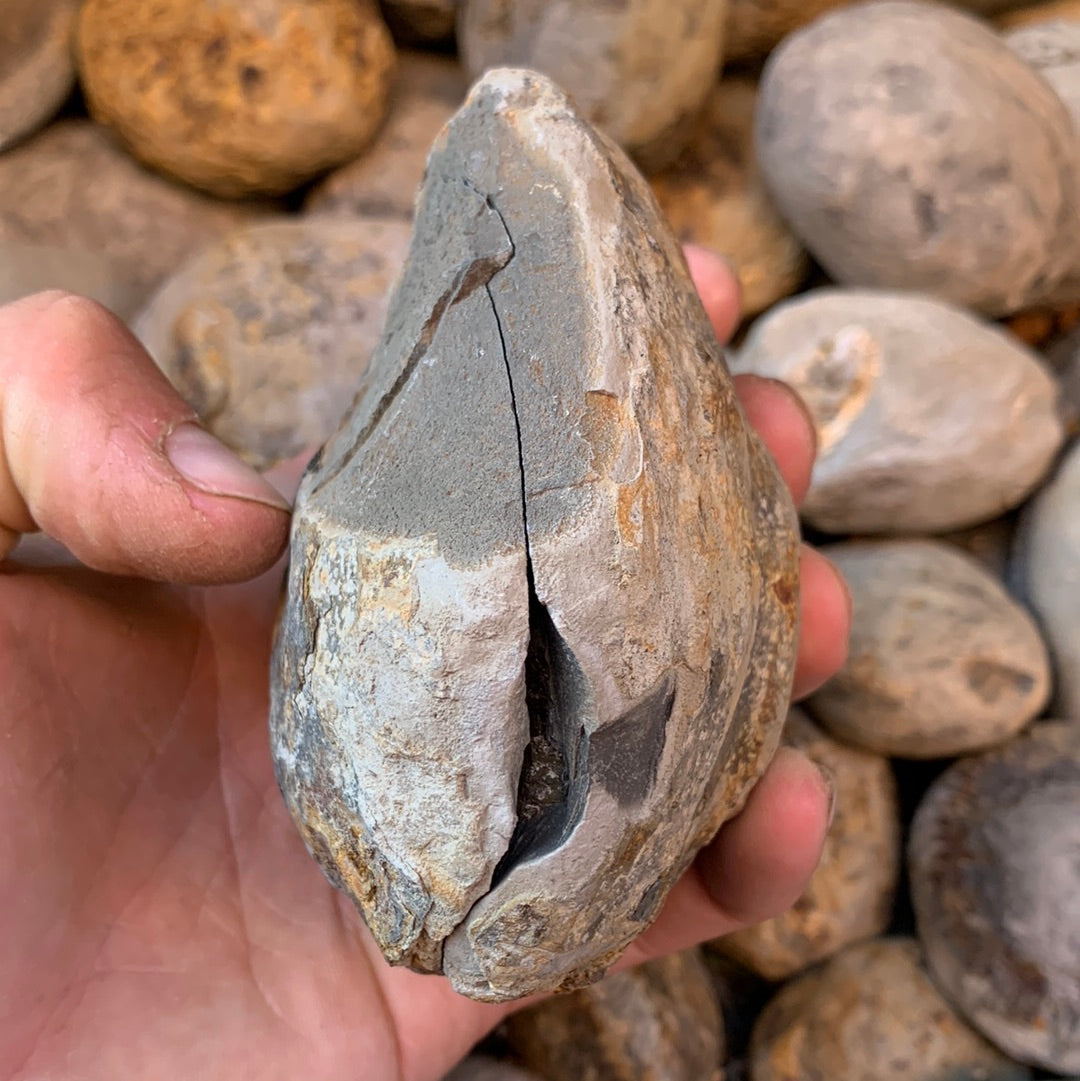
[809,539,1051,759]
[731,288,1065,534]
[76,0,396,197]
[134,217,411,469]
[909,722,1080,1074]
[756,0,1080,315]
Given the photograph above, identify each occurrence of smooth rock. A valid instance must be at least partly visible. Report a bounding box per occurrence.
[0,240,143,320]
[505,952,725,1081]
[725,0,1027,61]
[305,50,466,221]
[0,121,266,304]
[0,0,77,152]
[444,1059,543,1081]
[909,722,1080,1074]
[749,938,1033,1081]
[717,708,899,980]
[809,540,1051,758]
[76,0,397,198]
[134,217,411,470]
[381,0,458,43]
[457,0,729,172]
[271,69,799,1002]
[1014,440,1080,719]
[650,77,807,318]
[731,289,1065,534]
[756,1,1080,316]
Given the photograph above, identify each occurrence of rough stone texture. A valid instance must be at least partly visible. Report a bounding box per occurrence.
[756,1,1080,316]
[0,120,267,304]
[749,938,1033,1081]
[731,289,1065,534]
[134,217,411,470]
[650,77,807,318]
[270,69,799,1002]
[0,0,77,152]
[76,0,397,198]
[716,708,900,981]
[505,952,725,1081]
[381,0,458,43]
[305,50,466,221]
[0,241,143,320]
[910,723,1080,1074]
[1013,440,1080,720]
[457,0,729,173]
[725,0,1026,61]
[444,1059,543,1081]
[810,540,1051,759]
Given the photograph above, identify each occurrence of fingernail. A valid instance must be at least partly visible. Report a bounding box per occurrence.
[165,423,292,513]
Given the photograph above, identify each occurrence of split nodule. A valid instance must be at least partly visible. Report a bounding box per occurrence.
[270,69,800,1003]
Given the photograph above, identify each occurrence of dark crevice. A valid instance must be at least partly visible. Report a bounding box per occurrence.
[471,183,593,888]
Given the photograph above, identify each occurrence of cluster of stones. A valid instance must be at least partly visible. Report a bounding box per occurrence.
[3,0,1080,1079]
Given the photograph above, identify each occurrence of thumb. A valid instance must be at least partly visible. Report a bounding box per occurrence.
[0,291,291,584]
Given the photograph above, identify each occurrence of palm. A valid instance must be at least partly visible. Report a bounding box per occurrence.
[2,566,416,1078]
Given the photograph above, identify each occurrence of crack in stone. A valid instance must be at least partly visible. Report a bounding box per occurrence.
[465,181,593,894]
[311,221,510,500]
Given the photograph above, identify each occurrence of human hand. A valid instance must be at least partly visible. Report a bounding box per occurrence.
[0,258,849,1081]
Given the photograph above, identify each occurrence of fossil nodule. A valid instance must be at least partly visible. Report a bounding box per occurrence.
[270,69,800,1003]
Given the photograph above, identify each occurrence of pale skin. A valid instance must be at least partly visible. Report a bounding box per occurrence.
[0,251,850,1081]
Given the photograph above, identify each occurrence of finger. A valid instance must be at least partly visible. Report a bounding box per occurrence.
[793,545,851,700]
[734,373,817,507]
[684,243,742,345]
[620,746,832,965]
[0,291,290,584]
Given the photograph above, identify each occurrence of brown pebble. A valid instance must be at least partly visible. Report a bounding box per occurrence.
[76,0,396,197]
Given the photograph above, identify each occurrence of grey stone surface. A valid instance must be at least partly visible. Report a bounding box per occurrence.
[271,69,799,1002]
[0,0,77,152]
[716,708,900,981]
[305,50,466,221]
[0,121,269,305]
[756,0,1080,316]
[1014,440,1080,720]
[457,0,729,172]
[134,217,411,470]
[0,240,143,320]
[810,540,1051,759]
[505,951,725,1081]
[910,722,1080,1074]
[749,939,1033,1081]
[731,289,1065,534]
